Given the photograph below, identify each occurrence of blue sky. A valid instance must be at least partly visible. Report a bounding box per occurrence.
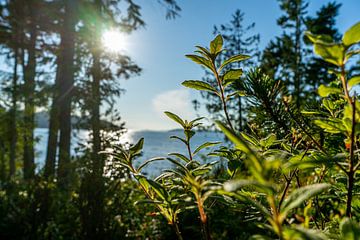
[117,0,360,130]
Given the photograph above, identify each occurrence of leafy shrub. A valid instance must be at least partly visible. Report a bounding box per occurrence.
[108,21,360,239]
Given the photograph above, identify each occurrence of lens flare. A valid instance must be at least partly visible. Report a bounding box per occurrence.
[102,30,127,53]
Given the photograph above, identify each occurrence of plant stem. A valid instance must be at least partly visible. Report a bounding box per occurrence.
[284,101,348,173]
[268,196,283,240]
[340,64,351,105]
[196,196,211,240]
[212,63,235,132]
[278,147,308,212]
[173,221,184,240]
[346,98,356,217]
[186,142,193,161]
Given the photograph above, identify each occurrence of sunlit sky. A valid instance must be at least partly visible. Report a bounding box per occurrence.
[116,0,360,130]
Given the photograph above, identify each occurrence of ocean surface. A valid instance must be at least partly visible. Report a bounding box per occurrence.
[34,128,225,176]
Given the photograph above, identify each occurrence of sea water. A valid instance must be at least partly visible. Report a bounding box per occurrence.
[34,128,225,176]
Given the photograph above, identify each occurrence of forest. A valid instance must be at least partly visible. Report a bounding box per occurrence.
[0,0,360,239]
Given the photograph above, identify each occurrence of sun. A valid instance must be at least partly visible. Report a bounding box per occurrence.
[102,30,127,53]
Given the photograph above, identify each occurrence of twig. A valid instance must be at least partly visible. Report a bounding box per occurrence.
[346,98,356,217]
[283,100,348,174]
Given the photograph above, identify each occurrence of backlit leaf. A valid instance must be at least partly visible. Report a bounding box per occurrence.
[280,183,330,219]
[314,43,344,66]
[223,69,243,84]
[182,80,218,94]
[186,54,214,71]
[220,54,251,71]
[130,138,144,157]
[318,84,342,97]
[193,141,221,155]
[348,76,360,89]
[305,31,333,44]
[210,34,223,55]
[343,21,360,47]
[164,111,185,127]
[314,119,345,133]
[137,157,164,172]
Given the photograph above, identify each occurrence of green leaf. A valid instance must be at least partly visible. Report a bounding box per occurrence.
[189,117,205,126]
[249,235,273,240]
[210,34,223,55]
[224,179,275,194]
[134,199,162,205]
[195,45,211,58]
[343,21,360,47]
[305,31,333,44]
[219,190,271,218]
[216,121,264,182]
[165,157,189,174]
[182,80,219,94]
[168,153,190,163]
[348,76,360,89]
[346,49,360,62]
[147,179,169,202]
[340,218,360,240]
[186,54,214,71]
[280,183,330,219]
[130,138,144,157]
[322,99,336,112]
[193,141,221,155]
[318,84,342,97]
[137,157,164,172]
[136,175,151,192]
[225,91,244,102]
[164,111,185,127]
[223,69,243,84]
[283,226,328,240]
[240,132,259,146]
[220,54,251,71]
[314,119,345,133]
[259,134,276,148]
[170,135,187,144]
[314,43,344,66]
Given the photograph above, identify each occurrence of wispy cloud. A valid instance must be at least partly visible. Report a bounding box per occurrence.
[152,89,195,125]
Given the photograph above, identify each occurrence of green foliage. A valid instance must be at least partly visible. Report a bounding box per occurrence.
[195,9,260,131]
[1,1,360,239]
[343,21,360,47]
[340,218,360,240]
[117,22,360,239]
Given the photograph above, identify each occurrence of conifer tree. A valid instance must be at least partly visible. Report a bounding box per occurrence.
[261,0,341,107]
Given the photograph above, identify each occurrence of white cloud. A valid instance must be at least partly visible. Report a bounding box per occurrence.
[152,89,195,126]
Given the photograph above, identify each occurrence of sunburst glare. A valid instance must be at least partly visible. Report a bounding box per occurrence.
[102,30,127,53]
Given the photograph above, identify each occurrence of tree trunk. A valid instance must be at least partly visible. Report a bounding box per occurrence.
[9,45,18,177]
[83,1,105,237]
[23,4,37,180]
[44,59,60,178]
[57,0,76,188]
[87,33,105,240]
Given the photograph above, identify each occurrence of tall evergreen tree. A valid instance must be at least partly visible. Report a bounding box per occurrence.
[22,0,39,179]
[262,0,308,108]
[0,0,25,177]
[55,0,77,187]
[261,1,341,107]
